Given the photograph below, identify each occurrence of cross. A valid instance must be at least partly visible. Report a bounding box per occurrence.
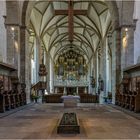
[54,0,87,42]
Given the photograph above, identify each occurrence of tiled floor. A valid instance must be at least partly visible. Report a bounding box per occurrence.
[0,103,140,139]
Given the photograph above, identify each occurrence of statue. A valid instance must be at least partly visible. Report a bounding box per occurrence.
[100,80,104,91]
[90,76,95,88]
[98,74,104,91]
[98,74,104,104]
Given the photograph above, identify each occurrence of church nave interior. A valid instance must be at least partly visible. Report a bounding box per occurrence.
[0,0,140,139]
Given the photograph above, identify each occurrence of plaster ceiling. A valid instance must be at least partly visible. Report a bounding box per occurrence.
[29,0,111,63]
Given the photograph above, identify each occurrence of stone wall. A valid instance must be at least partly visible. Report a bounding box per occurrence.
[0,1,7,63]
[134,1,140,64]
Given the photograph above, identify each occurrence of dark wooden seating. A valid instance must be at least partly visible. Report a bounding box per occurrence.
[0,80,26,113]
[79,94,99,103]
[118,65,140,112]
[130,95,135,111]
[0,94,5,112]
[23,93,27,105]
[44,93,99,103]
[9,91,16,109]
[45,94,63,103]
[0,64,27,113]
[15,93,20,107]
[4,91,11,110]
[135,94,140,112]
[116,91,140,112]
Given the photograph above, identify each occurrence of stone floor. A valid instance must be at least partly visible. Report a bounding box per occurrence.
[0,103,140,139]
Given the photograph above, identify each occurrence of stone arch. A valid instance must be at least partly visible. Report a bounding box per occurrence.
[21,1,36,26]
[106,1,119,29]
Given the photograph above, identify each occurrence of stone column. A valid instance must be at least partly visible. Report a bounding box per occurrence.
[32,38,37,83]
[20,26,31,103]
[111,28,121,104]
[95,51,99,94]
[6,25,21,79]
[0,1,7,63]
[88,62,92,94]
[6,26,16,65]
[20,26,26,83]
[63,87,67,95]
[50,57,54,93]
[100,39,107,98]
[121,27,134,69]
[76,87,78,95]
[105,38,110,98]
[34,38,40,83]
[92,56,96,95]
[46,52,50,93]
[5,1,20,69]
[120,1,135,68]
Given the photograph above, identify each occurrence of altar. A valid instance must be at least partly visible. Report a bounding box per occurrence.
[61,95,80,107]
[54,79,89,95]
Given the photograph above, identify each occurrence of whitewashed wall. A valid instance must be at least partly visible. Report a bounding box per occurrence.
[134,0,140,64]
[0,0,7,62]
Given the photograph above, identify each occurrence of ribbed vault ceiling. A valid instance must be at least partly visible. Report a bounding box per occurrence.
[29,0,111,63]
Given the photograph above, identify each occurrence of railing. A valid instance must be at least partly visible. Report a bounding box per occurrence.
[44,94,99,103]
[31,81,47,90]
[54,80,89,87]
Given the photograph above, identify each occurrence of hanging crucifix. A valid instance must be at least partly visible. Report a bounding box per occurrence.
[54,0,87,42]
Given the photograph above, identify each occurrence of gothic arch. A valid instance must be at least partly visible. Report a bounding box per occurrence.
[21,0,120,103]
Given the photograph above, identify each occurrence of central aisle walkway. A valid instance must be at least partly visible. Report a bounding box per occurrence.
[0,103,140,139]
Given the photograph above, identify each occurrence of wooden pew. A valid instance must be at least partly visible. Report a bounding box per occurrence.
[80,94,99,103]
[134,94,140,112]
[0,84,27,113]
[4,91,11,110]
[0,93,5,112]
[116,91,140,113]
[9,90,16,109]
[45,94,63,103]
